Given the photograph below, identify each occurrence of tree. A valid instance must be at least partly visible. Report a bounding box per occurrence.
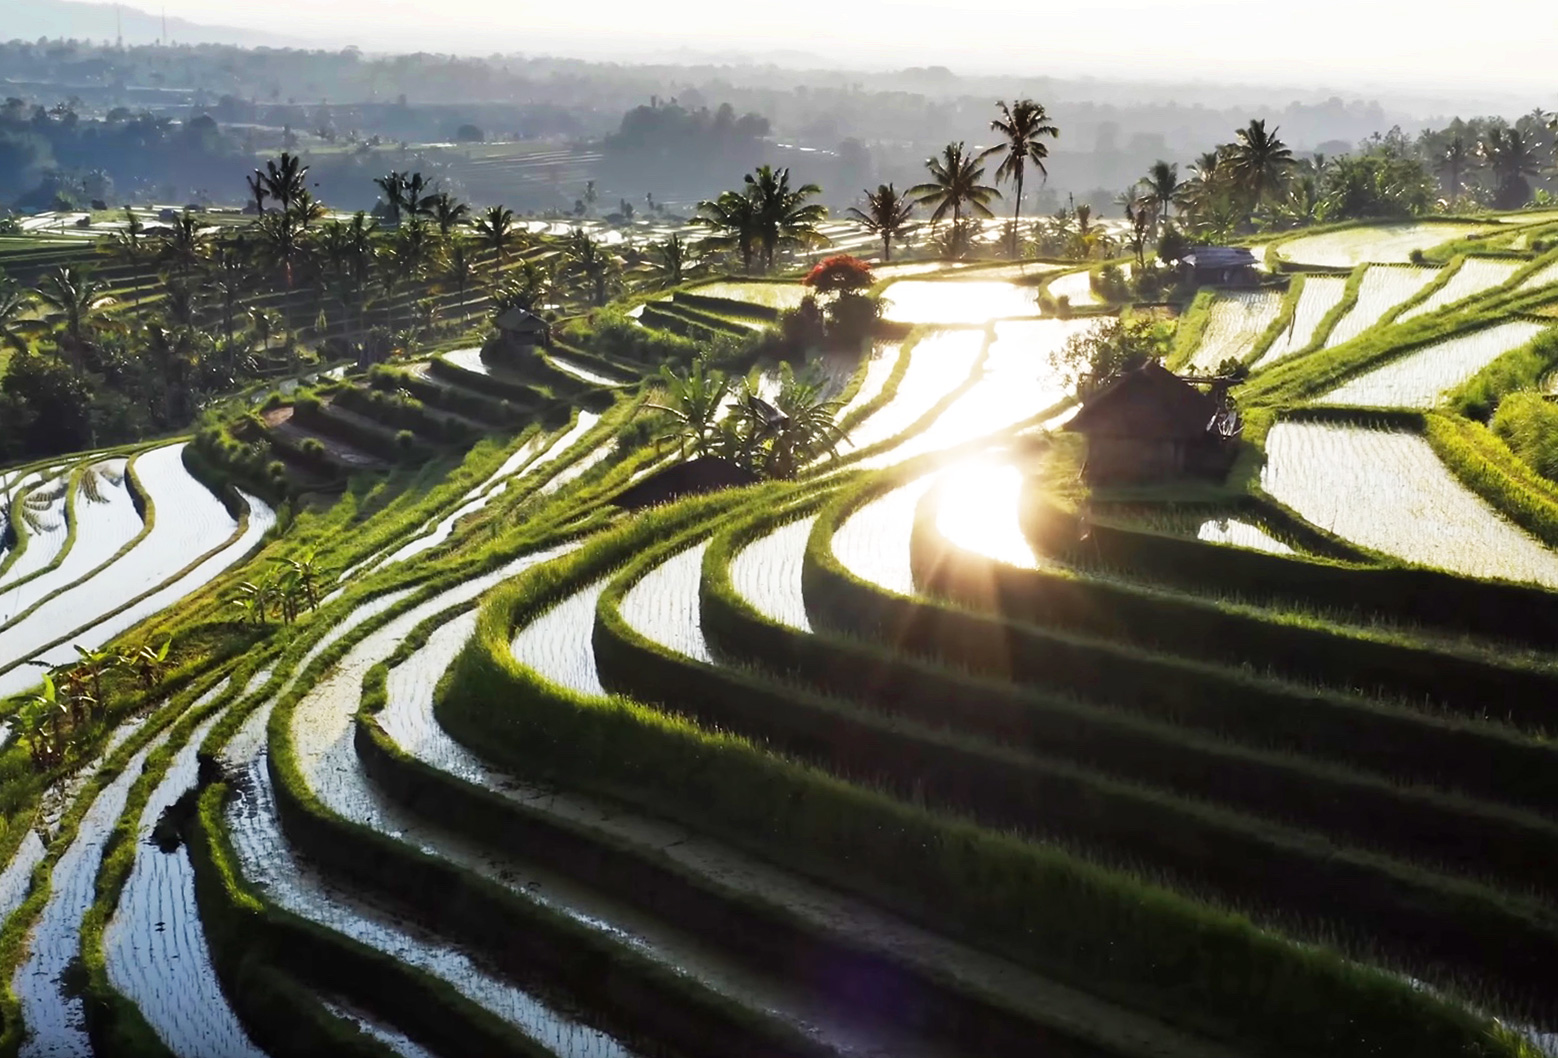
[474,205,516,270]
[252,209,305,288]
[1122,191,1159,267]
[1438,135,1475,201]
[1145,161,1180,223]
[34,267,113,356]
[803,254,875,296]
[431,193,470,237]
[694,190,761,272]
[909,142,1002,258]
[1481,127,1542,210]
[1048,317,1167,397]
[245,170,269,215]
[744,165,828,271]
[374,171,407,226]
[846,183,915,262]
[0,281,33,356]
[646,357,731,458]
[262,151,308,213]
[104,208,148,302]
[563,229,618,307]
[650,234,692,288]
[440,238,478,321]
[121,639,172,689]
[988,100,1060,256]
[157,210,207,278]
[16,675,67,768]
[1226,120,1296,215]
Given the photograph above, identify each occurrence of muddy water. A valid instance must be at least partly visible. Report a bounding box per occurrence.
[16,733,167,1057]
[106,690,265,1058]
[730,517,816,631]
[618,543,712,662]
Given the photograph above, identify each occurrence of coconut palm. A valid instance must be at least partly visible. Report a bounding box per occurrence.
[440,238,478,321]
[0,282,33,356]
[289,188,328,229]
[1145,161,1181,223]
[245,171,269,215]
[646,358,731,458]
[261,151,309,214]
[34,267,113,354]
[157,210,208,278]
[104,208,149,302]
[252,209,305,287]
[374,171,408,226]
[846,184,915,262]
[1481,127,1543,209]
[988,100,1060,255]
[744,165,828,271]
[401,173,435,221]
[474,205,517,271]
[431,193,470,237]
[563,229,619,307]
[650,234,693,288]
[1438,135,1475,200]
[1226,120,1296,213]
[694,190,761,272]
[910,142,1002,258]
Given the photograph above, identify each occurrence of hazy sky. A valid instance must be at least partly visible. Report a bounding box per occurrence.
[148,0,1556,96]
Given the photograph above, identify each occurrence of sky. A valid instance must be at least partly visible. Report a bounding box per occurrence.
[106,0,1558,96]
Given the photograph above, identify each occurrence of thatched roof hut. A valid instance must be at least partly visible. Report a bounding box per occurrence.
[1065,361,1238,485]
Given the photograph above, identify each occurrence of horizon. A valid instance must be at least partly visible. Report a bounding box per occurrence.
[27,0,1558,105]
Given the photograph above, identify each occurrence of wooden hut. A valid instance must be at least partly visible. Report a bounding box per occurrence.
[1065,361,1239,485]
[494,307,552,347]
[1180,247,1258,286]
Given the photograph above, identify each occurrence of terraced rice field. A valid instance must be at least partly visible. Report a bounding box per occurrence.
[1185,291,1283,372]
[1320,320,1548,408]
[878,280,1040,324]
[682,282,811,311]
[1262,421,1558,586]
[1253,277,1349,368]
[1396,258,1521,321]
[1043,271,1100,307]
[1275,223,1495,267]
[1324,266,1439,348]
[8,219,1558,1058]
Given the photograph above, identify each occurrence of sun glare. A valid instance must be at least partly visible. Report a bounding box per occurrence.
[934,459,1040,569]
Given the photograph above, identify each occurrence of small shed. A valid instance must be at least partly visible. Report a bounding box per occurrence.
[1180,247,1258,286]
[611,457,759,510]
[1065,360,1239,485]
[495,307,552,347]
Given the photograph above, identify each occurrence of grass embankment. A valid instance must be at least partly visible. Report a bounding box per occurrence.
[436,482,1528,1058]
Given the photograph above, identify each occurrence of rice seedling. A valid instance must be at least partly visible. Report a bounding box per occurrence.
[1324,266,1439,348]
[1320,320,1548,408]
[1276,223,1495,268]
[1185,291,1283,373]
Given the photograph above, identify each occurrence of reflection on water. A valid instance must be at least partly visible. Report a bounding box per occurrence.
[864,319,1086,469]
[880,281,1041,324]
[935,461,1040,569]
[1197,518,1294,555]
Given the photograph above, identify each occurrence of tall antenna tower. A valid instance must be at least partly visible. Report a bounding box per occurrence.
[115,4,123,48]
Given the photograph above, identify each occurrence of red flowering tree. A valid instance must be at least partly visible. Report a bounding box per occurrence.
[802,254,874,296]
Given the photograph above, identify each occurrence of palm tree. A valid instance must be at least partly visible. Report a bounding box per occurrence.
[204,239,249,341]
[564,229,618,307]
[262,152,308,214]
[380,220,438,326]
[34,267,113,354]
[157,210,207,278]
[1438,135,1474,200]
[104,208,148,302]
[988,100,1060,256]
[289,188,328,229]
[760,364,849,479]
[1226,120,1296,214]
[401,173,435,221]
[1481,127,1543,209]
[245,171,269,215]
[1145,161,1180,224]
[646,358,731,458]
[909,142,1002,258]
[847,184,915,262]
[694,190,761,272]
[0,282,33,356]
[374,171,407,226]
[253,209,305,287]
[744,165,828,271]
[474,205,517,271]
[440,238,478,321]
[431,193,470,237]
[650,234,692,288]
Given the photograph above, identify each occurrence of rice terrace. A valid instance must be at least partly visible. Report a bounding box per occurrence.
[4,18,1558,1057]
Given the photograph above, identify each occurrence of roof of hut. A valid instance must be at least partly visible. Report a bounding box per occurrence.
[1064,360,1218,441]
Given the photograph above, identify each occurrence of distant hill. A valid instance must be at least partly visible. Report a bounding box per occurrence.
[5,0,300,48]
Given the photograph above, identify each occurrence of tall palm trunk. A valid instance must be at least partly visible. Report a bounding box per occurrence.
[1010,169,1024,257]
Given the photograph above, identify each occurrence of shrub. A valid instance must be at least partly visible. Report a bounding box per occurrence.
[299,437,326,456]
[394,429,416,451]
